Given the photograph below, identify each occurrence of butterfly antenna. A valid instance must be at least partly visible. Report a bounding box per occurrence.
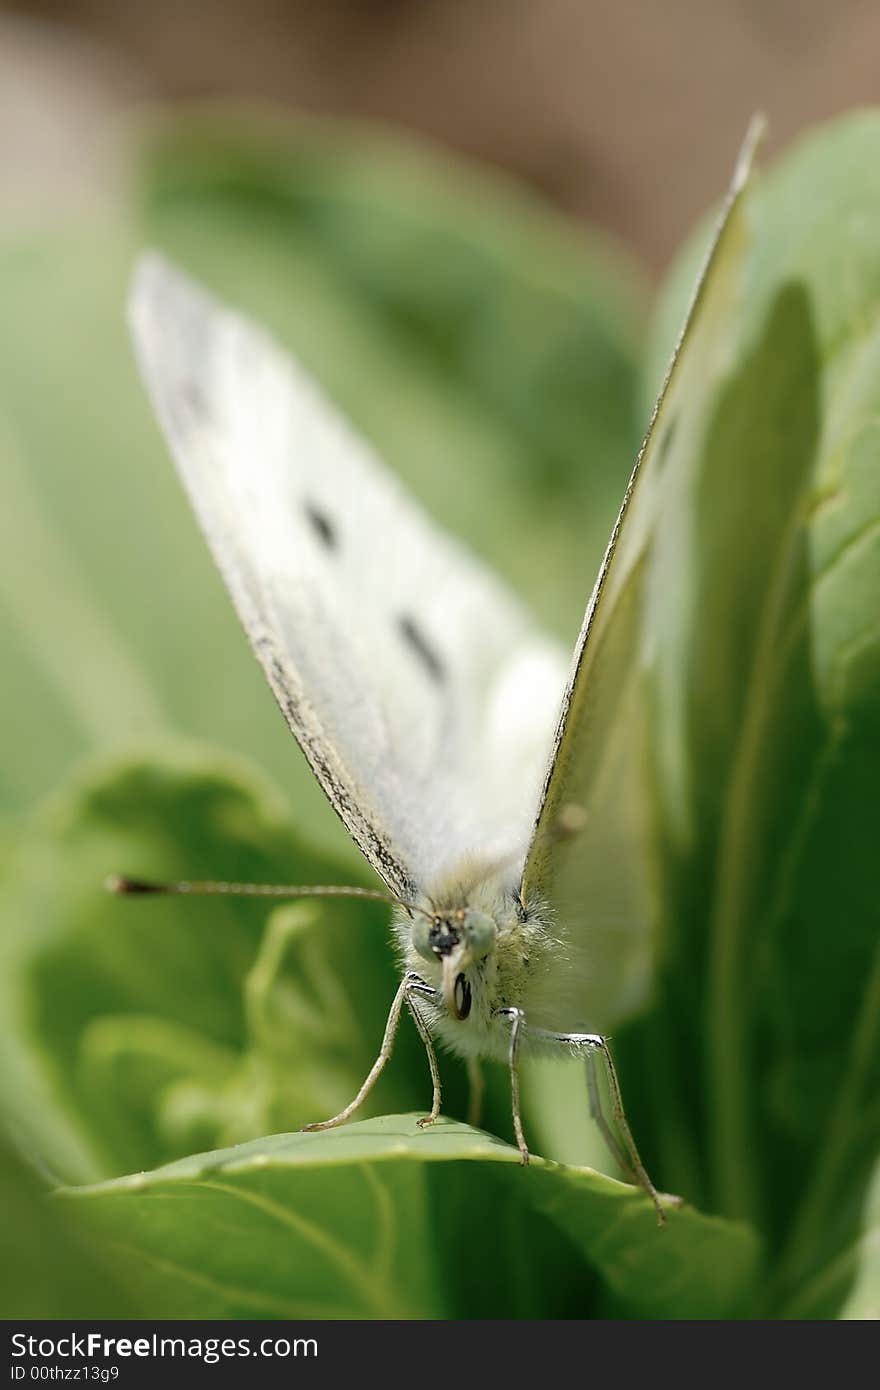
[105,875,435,920]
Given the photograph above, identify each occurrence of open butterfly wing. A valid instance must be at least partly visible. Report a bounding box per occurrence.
[519,122,763,1032]
[130,256,565,900]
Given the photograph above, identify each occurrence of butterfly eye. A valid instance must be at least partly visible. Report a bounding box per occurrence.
[411,917,436,962]
[453,973,472,1020]
[463,909,496,961]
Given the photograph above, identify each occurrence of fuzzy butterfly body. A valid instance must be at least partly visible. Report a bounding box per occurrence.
[126,120,764,1220]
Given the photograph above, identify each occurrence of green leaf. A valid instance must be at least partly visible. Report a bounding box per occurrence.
[0,1135,131,1319]
[615,111,880,1313]
[835,1159,880,1320]
[0,746,416,1182]
[0,745,520,1186]
[59,1116,760,1319]
[775,1156,880,1318]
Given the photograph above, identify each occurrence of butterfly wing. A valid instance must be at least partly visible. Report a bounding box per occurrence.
[129,255,566,900]
[519,121,763,1032]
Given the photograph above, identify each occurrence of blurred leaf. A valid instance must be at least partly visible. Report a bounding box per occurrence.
[59,1115,759,1319]
[780,1156,880,1318]
[0,745,523,1187]
[0,1135,130,1318]
[835,1159,880,1320]
[0,747,417,1182]
[614,111,880,1316]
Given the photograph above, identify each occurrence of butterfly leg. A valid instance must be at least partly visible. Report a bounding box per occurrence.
[503,1016,668,1223]
[547,1027,666,1225]
[466,1056,485,1129]
[587,1034,667,1224]
[497,1007,530,1165]
[404,983,442,1128]
[302,971,423,1132]
[585,1048,637,1183]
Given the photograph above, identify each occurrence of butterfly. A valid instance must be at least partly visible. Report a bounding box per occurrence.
[114,119,763,1225]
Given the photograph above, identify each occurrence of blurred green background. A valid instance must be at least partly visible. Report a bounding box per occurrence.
[1,3,879,1320]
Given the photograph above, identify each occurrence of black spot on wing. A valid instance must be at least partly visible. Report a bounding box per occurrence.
[167,377,210,436]
[303,500,338,551]
[182,378,209,418]
[397,614,445,685]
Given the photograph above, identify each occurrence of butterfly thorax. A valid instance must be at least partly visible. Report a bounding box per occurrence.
[393,862,557,1062]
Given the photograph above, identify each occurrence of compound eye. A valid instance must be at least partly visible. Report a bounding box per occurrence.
[463,909,496,960]
[411,917,435,962]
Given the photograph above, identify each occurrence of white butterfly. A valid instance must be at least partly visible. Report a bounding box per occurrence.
[118,121,762,1224]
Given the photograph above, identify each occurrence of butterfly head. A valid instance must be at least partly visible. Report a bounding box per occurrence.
[411,908,496,1020]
